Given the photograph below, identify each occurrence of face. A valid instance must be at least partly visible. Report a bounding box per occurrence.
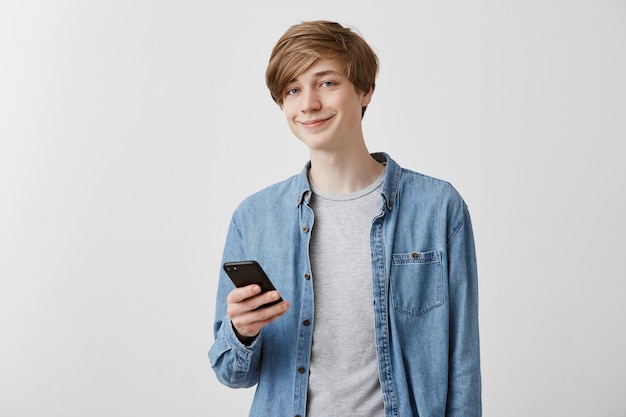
[281,58,372,153]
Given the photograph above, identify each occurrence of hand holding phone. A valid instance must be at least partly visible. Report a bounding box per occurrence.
[223,260,283,309]
[223,260,288,342]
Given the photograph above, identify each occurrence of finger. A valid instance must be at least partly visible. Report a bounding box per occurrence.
[250,290,282,310]
[226,284,261,304]
[231,301,290,338]
[227,290,283,319]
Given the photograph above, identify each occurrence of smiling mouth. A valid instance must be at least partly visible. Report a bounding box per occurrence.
[299,116,332,127]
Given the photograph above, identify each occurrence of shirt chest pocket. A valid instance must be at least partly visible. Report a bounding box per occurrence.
[390,250,444,316]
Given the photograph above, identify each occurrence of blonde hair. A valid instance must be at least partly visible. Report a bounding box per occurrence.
[265,20,378,115]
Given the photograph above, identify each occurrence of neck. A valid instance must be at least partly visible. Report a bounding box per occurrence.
[308,146,384,194]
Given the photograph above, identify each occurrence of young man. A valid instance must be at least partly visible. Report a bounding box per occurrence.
[209,20,481,417]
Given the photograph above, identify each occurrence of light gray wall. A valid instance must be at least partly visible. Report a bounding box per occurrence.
[1,1,624,416]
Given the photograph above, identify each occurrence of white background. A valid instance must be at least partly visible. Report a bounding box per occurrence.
[1,1,625,416]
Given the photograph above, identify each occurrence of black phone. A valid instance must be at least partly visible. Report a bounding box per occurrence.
[223,260,283,309]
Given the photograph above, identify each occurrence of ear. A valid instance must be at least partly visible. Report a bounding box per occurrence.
[361,86,374,107]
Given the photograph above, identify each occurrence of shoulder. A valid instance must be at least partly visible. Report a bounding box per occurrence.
[399,167,465,207]
[379,153,468,220]
[395,166,469,236]
[232,174,301,218]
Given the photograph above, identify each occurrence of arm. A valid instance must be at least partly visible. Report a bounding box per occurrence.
[208,217,289,388]
[446,204,482,416]
[209,313,263,388]
[208,217,263,388]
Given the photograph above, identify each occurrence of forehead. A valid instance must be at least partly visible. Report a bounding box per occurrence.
[290,58,345,82]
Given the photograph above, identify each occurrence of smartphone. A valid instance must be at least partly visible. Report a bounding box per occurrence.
[223,260,283,309]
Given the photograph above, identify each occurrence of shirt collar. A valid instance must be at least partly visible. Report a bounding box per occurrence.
[295,152,401,210]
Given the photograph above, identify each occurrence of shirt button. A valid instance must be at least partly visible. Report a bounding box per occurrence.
[303,319,310,326]
[304,273,310,280]
[411,252,419,259]
[302,226,309,233]
[298,367,305,374]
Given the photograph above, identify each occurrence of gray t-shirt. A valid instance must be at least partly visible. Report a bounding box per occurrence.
[306,170,386,417]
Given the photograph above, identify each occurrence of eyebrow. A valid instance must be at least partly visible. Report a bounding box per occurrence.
[311,70,343,78]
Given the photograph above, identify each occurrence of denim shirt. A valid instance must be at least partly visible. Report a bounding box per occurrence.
[209,153,481,417]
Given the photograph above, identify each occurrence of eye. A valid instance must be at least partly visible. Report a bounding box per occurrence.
[286,87,300,96]
[321,81,335,87]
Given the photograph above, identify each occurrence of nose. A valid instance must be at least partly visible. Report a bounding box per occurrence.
[301,88,321,113]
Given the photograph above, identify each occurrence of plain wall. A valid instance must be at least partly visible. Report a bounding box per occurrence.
[1,1,625,416]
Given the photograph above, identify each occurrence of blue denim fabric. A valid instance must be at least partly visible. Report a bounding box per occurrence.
[209,153,481,417]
